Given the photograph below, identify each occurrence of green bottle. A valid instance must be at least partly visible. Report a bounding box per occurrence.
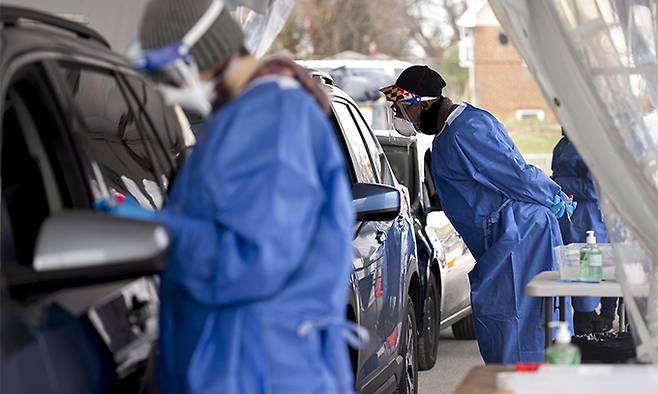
[579,231,603,283]
[546,321,581,365]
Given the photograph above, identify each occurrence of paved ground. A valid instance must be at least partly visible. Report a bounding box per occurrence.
[419,329,484,394]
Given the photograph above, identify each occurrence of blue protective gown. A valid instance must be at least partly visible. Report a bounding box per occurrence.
[157,76,355,393]
[431,103,570,363]
[552,137,609,312]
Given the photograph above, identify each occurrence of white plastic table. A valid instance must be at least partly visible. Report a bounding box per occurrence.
[526,271,625,347]
[526,271,623,297]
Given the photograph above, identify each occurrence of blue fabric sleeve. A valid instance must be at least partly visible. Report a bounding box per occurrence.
[454,112,561,207]
[159,91,330,306]
[159,182,319,307]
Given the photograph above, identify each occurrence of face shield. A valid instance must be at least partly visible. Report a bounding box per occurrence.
[130,0,225,117]
[380,84,437,137]
[392,96,423,123]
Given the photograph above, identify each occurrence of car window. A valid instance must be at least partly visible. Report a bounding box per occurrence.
[382,145,412,189]
[56,63,167,209]
[423,149,442,210]
[333,102,377,184]
[349,104,386,181]
[1,86,54,264]
[122,74,186,177]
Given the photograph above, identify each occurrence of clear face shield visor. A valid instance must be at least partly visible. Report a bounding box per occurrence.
[389,96,438,136]
[130,0,225,117]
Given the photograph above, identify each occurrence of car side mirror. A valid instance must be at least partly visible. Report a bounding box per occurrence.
[353,183,401,222]
[426,210,451,229]
[4,212,168,296]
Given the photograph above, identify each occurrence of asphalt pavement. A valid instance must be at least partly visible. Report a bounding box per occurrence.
[419,328,484,394]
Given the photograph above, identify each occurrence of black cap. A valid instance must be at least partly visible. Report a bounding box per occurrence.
[395,65,446,97]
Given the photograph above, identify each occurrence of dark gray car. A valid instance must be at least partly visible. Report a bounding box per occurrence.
[0,6,188,392]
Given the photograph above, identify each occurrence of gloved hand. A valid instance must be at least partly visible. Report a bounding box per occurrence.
[564,194,577,219]
[551,194,566,219]
[95,195,157,221]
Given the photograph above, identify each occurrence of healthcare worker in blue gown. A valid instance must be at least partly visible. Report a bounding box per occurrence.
[552,131,615,333]
[101,1,360,392]
[381,65,576,364]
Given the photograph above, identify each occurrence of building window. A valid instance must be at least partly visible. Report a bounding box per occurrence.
[498,31,509,45]
[459,27,474,68]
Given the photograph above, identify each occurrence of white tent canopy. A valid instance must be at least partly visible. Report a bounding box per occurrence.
[489,0,658,363]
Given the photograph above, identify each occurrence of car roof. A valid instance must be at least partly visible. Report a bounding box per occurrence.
[0,6,128,70]
[322,81,360,106]
[297,59,413,74]
[308,69,336,86]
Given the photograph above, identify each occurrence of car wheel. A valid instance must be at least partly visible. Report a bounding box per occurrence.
[418,272,440,370]
[452,314,477,340]
[398,297,419,394]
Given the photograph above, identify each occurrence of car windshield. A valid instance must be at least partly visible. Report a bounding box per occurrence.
[382,144,413,192]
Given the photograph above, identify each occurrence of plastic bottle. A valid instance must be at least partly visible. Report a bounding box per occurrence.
[579,230,603,282]
[545,321,581,365]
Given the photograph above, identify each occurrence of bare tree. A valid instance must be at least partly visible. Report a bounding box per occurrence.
[274,0,466,64]
[405,0,467,62]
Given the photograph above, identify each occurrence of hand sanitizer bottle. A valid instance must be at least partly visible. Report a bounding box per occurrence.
[546,321,581,365]
[579,230,603,282]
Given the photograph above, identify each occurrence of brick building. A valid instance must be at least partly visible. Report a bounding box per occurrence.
[457,1,557,124]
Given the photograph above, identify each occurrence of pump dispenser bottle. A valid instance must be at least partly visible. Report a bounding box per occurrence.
[579,230,603,282]
[546,321,581,365]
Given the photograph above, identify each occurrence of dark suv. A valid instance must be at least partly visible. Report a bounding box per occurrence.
[376,131,477,368]
[311,71,420,393]
[0,7,190,392]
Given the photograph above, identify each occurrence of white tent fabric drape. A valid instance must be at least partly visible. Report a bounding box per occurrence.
[489,0,658,362]
[228,0,295,58]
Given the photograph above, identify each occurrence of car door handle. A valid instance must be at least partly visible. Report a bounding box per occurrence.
[376,230,387,244]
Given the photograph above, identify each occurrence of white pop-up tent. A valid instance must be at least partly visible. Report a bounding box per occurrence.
[489,0,658,363]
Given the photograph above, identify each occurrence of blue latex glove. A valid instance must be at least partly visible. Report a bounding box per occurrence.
[550,194,566,219]
[557,191,578,221]
[95,195,157,221]
[565,197,577,220]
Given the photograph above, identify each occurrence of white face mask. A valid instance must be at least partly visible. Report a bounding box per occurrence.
[158,79,215,117]
[393,117,418,137]
[155,59,217,117]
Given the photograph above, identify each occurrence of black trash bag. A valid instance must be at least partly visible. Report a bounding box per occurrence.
[572,331,637,364]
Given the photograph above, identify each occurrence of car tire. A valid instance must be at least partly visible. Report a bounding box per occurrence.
[418,272,440,370]
[452,314,477,340]
[397,297,419,394]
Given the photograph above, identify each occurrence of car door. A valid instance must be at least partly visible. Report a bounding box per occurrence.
[421,148,475,318]
[333,100,402,386]
[45,58,181,373]
[348,103,411,359]
[0,61,116,393]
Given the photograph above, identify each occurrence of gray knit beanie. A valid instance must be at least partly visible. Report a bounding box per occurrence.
[139,0,245,72]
